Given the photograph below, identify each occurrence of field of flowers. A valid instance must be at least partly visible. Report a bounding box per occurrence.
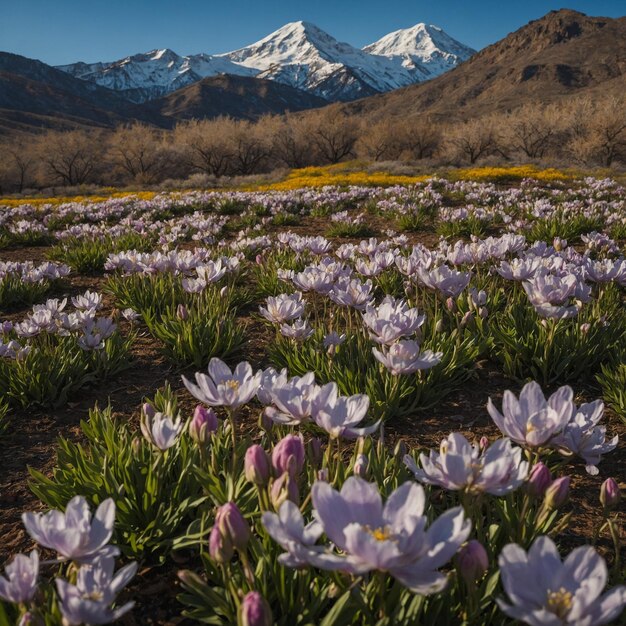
[0,173,625,625]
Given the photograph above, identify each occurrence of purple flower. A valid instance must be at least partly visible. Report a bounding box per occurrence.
[362,296,425,345]
[216,503,250,552]
[543,476,570,509]
[372,340,442,375]
[497,535,626,625]
[312,384,379,439]
[259,292,305,324]
[272,435,305,477]
[0,550,39,604]
[56,555,137,625]
[183,358,261,410]
[240,591,272,626]
[456,540,488,584]
[487,381,574,447]
[310,477,471,593]
[417,265,471,298]
[245,444,271,486]
[261,500,340,569]
[405,433,528,496]
[526,462,552,498]
[600,478,621,510]
[189,405,218,444]
[140,411,183,451]
[22,496,117,563]
[264,372,318,425]
[522,272,580,318]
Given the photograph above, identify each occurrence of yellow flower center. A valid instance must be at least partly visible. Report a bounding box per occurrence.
[547,588,573,618]
[85,591,104,601]
[364,525,394,542]
[225,379,240,391]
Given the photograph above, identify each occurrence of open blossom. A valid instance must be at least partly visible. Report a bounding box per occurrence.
[405,433,528,495]
[279,318,314,340]
[262,500,343,569]
[264,372,318,424]
[372,339,442,375]
[497,536,626,626]
[362,296,425,345]
[309,477,471,593]
[522,272,580,318]
[56,555,137,625]
[22,496,117,563]
[259,292,305,324]
[312,383,379,439]
[487,381,574,447]
[71,290,103,311]
[488,382,618,472]
[183,358,261,410]
[0,550,39,604]
[417,265,471,297]
[550,400,618,475]
[329,277,374,310]
[141,411,183,451]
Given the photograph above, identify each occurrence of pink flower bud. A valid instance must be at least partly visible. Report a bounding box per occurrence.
[244,444,270,486]
[479,436,489,450]
[255,255,263,265]
[354,454,368,478]
[272,435,305,477]
[446,297,456,312]
[270,473,299,510]
[1,321,13,334]
[580,323,591,334]
[240,591,272,626]
[526,462,552,498]
[544,476,570,509]
[317,468,329,482]
[176,304,188,320]
[456,540,488,584]
[600,478,621,510]
[216,502,250,552]
[220,286,228,298]
[209,523,233,563]
[460,311,473,327]
[142,403,155,419]
[189,405,218,444]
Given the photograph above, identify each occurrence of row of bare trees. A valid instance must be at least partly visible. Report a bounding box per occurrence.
[1,97,625,193]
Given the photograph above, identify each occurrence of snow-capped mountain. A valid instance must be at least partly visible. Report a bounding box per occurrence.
[57,49,255,103]
[363,23,475,77]
[57,21,475,103]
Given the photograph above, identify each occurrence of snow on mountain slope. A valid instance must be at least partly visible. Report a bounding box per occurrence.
[57,21,475,103]
[363,23,475,77]
[58,49,255,103]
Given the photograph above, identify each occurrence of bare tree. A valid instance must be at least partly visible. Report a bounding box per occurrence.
[308,106,359,164]
[589,96,626,166]
[174,118,235,177]
[228,119,272,175]
[36,130,102,186]
[448,118,499,164]
[265,114,315,168]
[0,139,36,193]
[356,119,404,161]
[506,104,559,159]
[401,117,441,160]
[109,123,172,184]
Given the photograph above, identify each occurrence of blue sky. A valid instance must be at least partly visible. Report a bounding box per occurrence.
[1,0,624,65]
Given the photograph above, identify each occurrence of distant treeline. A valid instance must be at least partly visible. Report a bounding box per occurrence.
[1,96,625,194]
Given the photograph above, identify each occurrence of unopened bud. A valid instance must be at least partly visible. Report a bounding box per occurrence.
[142,402,155,419]
[479,436,489,450]
[216,502,250,552]
[272,435,305,476]
[245,444,270,486]
[189,405,218,444]
[456,540,488,585]
[460,311,473,328]
[317,468,329,482]
[177,304,188,320]
[354,454,368,478]
[240,591,272,626]
[270,473,299,510]
[434,319,444,333]
[526,462,552,498]
[209,523,233,563]
[544,476,570,509]
[600,477,621,511]
[446,297,456,312]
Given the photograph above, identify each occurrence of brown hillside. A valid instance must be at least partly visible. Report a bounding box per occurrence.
[342,9,626,121]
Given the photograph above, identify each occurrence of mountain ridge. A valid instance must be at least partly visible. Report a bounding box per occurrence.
[56,20,475,102]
